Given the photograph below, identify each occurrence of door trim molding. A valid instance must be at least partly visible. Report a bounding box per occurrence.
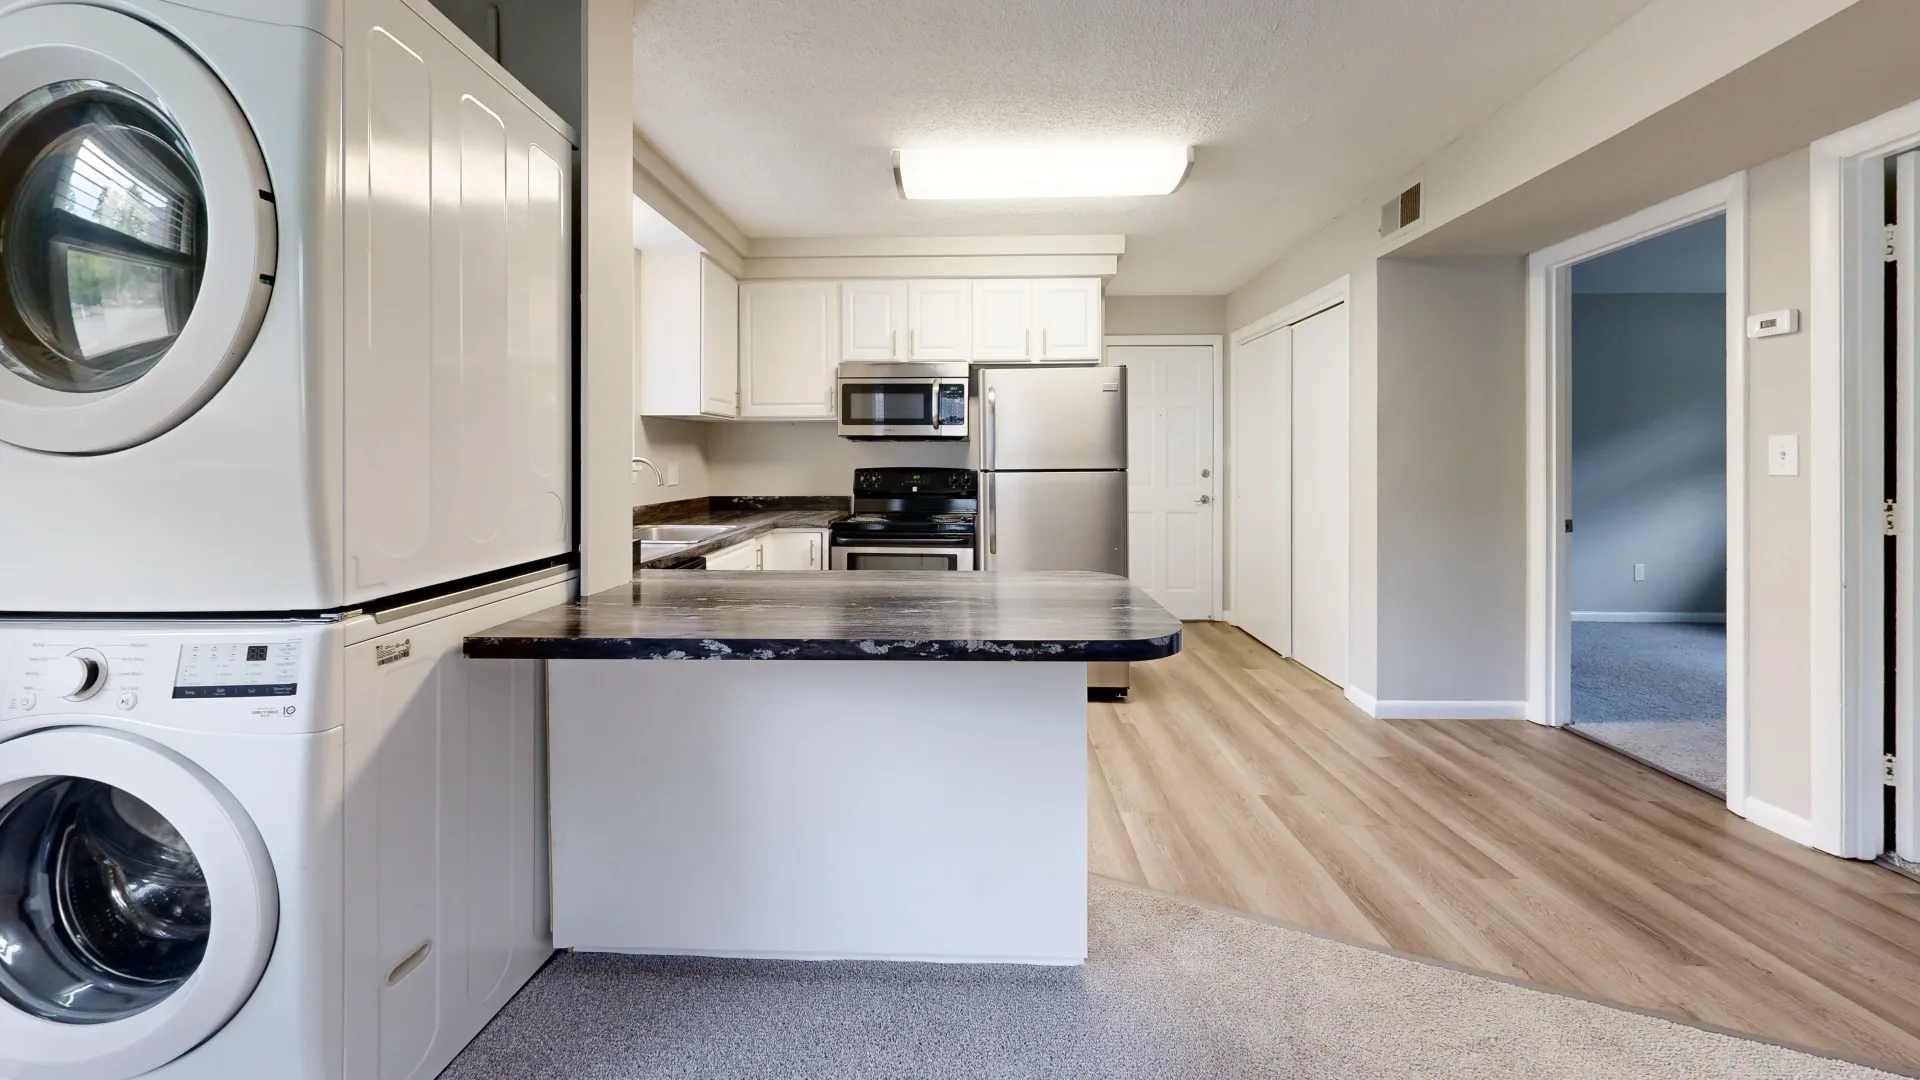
[1808,98,1920,858]
[1524,173,1750,818]
[1105,334,1225,620]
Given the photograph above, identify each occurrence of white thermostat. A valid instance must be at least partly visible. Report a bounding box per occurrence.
[1747,309,1800,339]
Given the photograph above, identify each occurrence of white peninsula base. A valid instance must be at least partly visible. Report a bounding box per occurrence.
[546,659,1090,965]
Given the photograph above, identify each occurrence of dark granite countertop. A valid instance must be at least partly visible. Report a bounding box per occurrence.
[633,496,850,569]
[464,571,1181,662]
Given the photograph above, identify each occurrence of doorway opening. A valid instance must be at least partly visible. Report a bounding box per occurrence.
[1563,215,1730,797]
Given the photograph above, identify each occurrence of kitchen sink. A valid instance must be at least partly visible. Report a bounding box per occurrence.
[633,524,739,543]
[638,540,696,563]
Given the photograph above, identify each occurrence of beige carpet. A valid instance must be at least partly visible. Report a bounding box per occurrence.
[441,876,1905,1079]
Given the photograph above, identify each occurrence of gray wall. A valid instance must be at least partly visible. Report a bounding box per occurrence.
[1570,293,1728,615]
[426,0,582,131]
[1375,256,1528,704]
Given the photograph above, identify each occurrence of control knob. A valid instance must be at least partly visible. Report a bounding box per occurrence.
[47,652,105,701]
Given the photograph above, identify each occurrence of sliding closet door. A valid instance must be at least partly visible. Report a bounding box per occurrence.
[1232,327,1292,654]
[1289,305,1350,685]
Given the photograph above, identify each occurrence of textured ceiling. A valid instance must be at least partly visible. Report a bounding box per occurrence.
[631,0,1653,294]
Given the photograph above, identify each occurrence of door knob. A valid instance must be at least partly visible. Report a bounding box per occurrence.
[1201,468,1211,479]
[1196,495,1212,505]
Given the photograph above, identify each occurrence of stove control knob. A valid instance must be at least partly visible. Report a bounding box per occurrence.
[47,653,104,701]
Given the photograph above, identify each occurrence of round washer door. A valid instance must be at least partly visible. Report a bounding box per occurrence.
[0,726,278,1080]
[0,4,275,455]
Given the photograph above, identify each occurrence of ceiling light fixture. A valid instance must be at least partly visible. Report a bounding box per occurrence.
[892,145,1194,200]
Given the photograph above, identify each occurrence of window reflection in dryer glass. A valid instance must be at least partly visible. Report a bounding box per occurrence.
[0,778,209,1024]
[0,81,207,394]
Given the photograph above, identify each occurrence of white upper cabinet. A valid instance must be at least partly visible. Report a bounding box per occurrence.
[1034,278,1104,361]
[907,280,972,361]
[971,280,1037,361]
[638,252,737,419]
[740,280,839,419]
[841,281,907,361]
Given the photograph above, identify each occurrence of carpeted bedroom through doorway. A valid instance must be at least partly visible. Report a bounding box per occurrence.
[1569,620,1727,795]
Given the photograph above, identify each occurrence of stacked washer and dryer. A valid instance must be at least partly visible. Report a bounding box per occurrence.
[0,1,574,1077]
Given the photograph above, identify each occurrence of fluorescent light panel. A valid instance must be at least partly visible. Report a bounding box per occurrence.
[894,145,1192,200]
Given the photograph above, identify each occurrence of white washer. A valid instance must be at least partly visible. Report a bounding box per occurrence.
[0,569,565,1079]
[0,0,575,613]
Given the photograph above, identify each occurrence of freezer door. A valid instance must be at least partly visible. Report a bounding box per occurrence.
[979,365,1126,471]
[983,470,1127,574]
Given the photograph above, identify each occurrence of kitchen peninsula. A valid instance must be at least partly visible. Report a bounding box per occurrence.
[466,570,1180,964]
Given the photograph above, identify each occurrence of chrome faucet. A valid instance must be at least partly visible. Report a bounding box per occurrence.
[632,456,664,486]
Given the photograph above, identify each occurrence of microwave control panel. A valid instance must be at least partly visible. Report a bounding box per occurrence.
[937,384,968,427]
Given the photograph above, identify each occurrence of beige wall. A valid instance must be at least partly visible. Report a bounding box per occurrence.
[1105,295,1227,336]
[1745,149,1815,818]
[707,424,972,497]
[1374,258,1529,703]
[579,0,635,593]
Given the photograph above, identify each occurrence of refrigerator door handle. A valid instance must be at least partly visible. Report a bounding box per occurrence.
[984,386,997,471]
[987,473,996,562]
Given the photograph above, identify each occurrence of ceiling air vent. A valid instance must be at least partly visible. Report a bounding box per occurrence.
[1380,182,1422,238]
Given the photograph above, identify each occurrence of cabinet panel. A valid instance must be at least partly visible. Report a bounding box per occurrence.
[705,539,760,570]
[908,280,972,360]
[741,281,838,419]
[761,529,826,571]
[701,257,739,417]
[972,280,1036,361]
[1035,279,1103,361]
[841,281,907,361]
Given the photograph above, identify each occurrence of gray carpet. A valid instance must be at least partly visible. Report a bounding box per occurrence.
[440,876,1899,1080]
[1570,621,1726,795]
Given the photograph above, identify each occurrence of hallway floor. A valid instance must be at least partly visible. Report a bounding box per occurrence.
[1570,621,1727,795]
[1089,622,1920,1072]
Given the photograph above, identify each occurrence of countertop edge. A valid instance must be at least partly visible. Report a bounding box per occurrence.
[635,506,850,570]
[464,629,1181,663]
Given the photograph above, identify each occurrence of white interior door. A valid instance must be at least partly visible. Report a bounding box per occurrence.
[1232,327,1292,654]
[1289,305,1350,685]
[1897,151,1919,860]
[1113,345,1215,620]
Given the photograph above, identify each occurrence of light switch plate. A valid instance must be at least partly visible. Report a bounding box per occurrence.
[1633,563,1645,582]
[667,461,681,486]
[1768,434,1800,476]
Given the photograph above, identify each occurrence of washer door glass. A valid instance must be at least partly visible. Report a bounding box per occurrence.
[0,80,206,395]
[0,777,210,1024]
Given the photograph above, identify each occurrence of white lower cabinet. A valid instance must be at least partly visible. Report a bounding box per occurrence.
[704,529,828,571]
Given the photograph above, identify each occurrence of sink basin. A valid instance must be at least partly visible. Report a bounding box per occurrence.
[634,524,739,543]
[637,540,696,563]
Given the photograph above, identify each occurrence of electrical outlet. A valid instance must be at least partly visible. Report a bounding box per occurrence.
[1768,435,1800,477]
[667,461,681,486]
[1633,563,1645,582]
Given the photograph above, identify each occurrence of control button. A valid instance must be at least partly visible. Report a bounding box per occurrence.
[12,693,35,713]
[116,692,138,711]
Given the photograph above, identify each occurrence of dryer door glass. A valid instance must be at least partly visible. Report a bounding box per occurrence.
[0,777,209,1024]
[0,81,206,395]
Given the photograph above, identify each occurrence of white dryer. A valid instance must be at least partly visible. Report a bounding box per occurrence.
[0,0,575,614]
[0,568,565,1079]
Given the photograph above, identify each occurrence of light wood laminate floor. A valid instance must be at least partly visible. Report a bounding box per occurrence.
[1089,621,1920,1071]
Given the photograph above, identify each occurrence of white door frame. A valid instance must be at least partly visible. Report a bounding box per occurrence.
[1226,275,1351,644]
[1524,174,1750,813]
[1808,99,1920,858]
[1105,334,1225,620]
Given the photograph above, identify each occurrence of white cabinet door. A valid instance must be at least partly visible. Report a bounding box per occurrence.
[1034,278,1103,361]
[972,280,1035,362]
[705,539,760,570]
[760,529,825,571]
[841,281,907,361]
[701,257,739,417]
[908,280,972,361]
[741,281,838,419]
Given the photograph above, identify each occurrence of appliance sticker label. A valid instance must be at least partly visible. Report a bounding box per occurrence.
[375,639,412,667]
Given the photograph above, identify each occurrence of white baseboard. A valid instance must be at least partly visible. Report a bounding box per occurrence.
[1344,685,1380,717]
[1737,796,1818,847]
[1359,698,1529,721]
[1572,611,1728,623]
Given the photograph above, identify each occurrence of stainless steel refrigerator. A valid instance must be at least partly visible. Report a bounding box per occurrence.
[977,364,1132,698]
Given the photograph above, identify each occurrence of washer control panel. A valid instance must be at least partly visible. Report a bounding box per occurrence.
[0,625,333,733]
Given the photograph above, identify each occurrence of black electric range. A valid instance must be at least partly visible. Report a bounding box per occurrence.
[829,468,978,570]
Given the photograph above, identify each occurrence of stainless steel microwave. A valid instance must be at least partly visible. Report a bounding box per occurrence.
[836,362,970,440]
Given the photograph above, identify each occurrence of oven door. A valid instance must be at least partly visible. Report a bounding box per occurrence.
[831,544,977,571]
